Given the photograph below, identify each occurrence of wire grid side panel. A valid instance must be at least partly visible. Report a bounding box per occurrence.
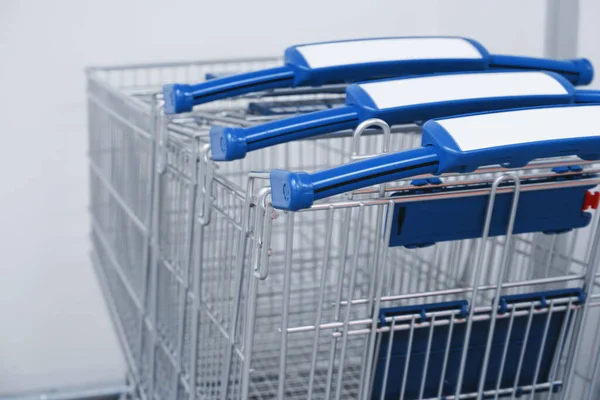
[92,229,142,373]
[197,177,245,329]
[247,206,390,399]
[155,258,186,366]
[177,292,196,400]
[88,78,154,225]
[91,246,141,397]
[177,378,191,400]
[568,303,600,399]
[566,214,600,400]
[191,175,250,400]
[153,339,178,400]
[263,331,365,400]
[195,306,231,400]
[157,136,198,284]
[139,319,155,400]
[89,166,148,302]
[245,199,600,400]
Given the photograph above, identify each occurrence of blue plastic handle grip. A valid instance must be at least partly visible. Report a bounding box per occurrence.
[575,90,600,103]
[162,37,594,114]
[271,147,440,210]
[271,104,600,210]
[488,55,593,85]
[163,67,295,114]
[212,71,600,161]
[210,107,359,161]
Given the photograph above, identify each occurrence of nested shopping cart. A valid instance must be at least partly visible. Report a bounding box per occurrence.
[86,56,285,396]
[179,75,600,400]
[87,36,598,400]
[253,104,600,400]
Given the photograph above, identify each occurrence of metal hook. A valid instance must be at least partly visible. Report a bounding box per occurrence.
[197,143,213,226]
[351,118,391,161]
[154,96,169,174]
[254,187,273,280]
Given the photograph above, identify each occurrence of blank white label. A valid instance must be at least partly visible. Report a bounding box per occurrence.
[295,38,483,69]
[437,105,600,152]
[358,72,569,110]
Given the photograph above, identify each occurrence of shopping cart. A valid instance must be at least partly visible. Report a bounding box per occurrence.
[87,54,365,400]
[176,69,600,398]
[255,104,600,399]
[191,107,596,398]
[87,37,598,400]
[86,57,285,396]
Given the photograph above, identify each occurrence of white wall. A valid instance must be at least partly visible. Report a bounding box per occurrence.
[0,0,551,395]
[579,0,600,89]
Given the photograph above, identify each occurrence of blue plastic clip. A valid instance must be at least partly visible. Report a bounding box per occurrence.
[552,165,584,180]
[410,177,443,187]
[497,288,584,314]
[378,300,469,326]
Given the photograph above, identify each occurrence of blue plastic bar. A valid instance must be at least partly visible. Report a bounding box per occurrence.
[271,147,440,210]
[488,54,593,84]
[574,90,600,103]
[210,107,358,161]
[387,176,596,248]
[164,67,294,113]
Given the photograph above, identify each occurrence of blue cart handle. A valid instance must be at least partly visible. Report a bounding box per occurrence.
[163,37,594,114]
[271,104,600,211]
[211,71,600,161]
